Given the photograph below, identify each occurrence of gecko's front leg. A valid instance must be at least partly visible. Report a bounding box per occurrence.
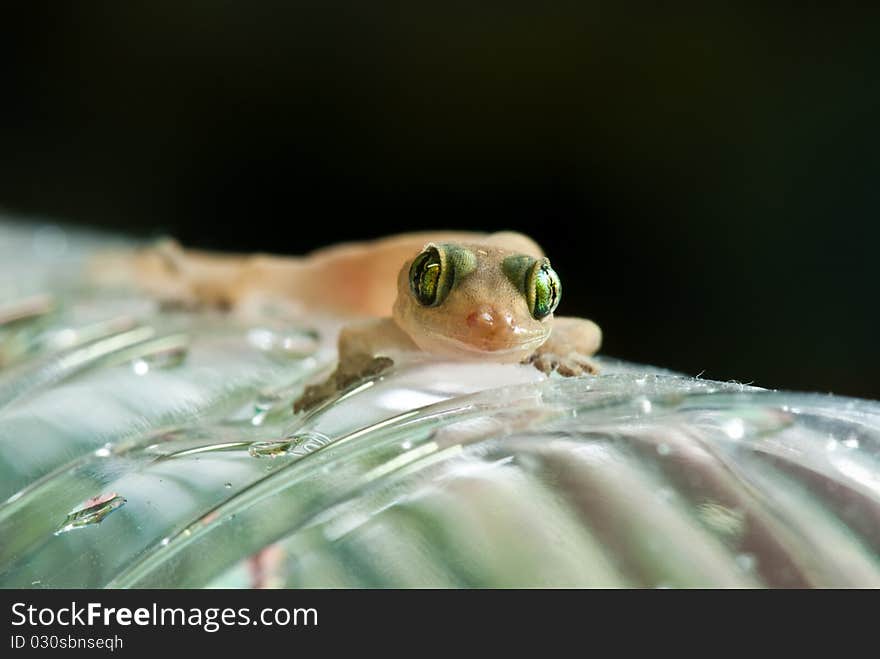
[293,318,417,413]
[528,316,602,376]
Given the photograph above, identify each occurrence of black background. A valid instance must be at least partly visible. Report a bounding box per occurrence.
[1,5,877,398]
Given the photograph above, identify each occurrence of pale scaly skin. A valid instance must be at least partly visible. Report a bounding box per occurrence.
[91,231,602,412]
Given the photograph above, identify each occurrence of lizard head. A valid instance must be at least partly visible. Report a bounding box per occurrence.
[392,242,561,362]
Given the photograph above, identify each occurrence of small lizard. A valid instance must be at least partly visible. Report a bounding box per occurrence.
[92,231,602,411]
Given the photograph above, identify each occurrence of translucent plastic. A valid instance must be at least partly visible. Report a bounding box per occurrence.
[1,220,878,588]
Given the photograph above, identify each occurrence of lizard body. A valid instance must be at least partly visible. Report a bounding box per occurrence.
[92,231,601,411]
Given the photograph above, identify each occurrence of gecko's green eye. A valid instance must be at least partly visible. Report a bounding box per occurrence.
[409,245,448,307]
[409,243,478,307]
[527,259,561,320]
[502,254,561,319]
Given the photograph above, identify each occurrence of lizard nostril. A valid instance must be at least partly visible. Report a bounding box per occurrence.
[467,311,495,328]
[467,309,495,328]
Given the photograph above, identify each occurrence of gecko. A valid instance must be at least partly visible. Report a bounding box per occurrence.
[91,231,602,411]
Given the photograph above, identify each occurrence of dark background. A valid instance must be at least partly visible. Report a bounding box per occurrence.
[1,5,877,398]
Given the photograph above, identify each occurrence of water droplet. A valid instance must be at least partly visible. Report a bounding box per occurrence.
[249,438,297,458]
[247,327,319,358]
[132,359,150,376]
[401,440,413,450]
[145,345,187,369]
[48,328,78,350]
[224,482,232,489]
[250,393,281,426]
[735,553,756,572]
[639,398,652,414]
[723,418,745,440]
[131,343,188,374]
[246,328,276,351]
[160,537,170,546]
[656,443,671,456]
[843,436,860,449]
[251,408,269,426]
[826,438,839,452]
[55,493,126,535]
[290,432,332,455]
[280,332,319,355]
[248,432,331,458]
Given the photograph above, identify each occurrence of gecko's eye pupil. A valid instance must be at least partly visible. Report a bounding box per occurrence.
[528,260,561,320]
[410,246,446,307]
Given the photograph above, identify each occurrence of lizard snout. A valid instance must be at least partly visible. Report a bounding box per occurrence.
[465,305,516,339]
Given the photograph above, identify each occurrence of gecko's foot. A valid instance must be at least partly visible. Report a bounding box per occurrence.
[293,355,394,413]
[333,355,394,389]
[293,379,338,414]
[529,351,600,377]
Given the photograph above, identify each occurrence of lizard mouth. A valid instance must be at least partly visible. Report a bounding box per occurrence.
[415,330,548,362]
